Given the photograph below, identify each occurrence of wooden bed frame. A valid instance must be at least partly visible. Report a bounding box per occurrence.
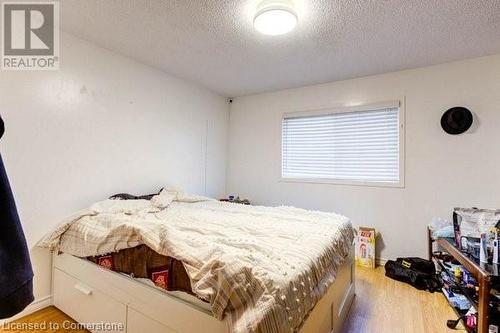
[52,247,355,333]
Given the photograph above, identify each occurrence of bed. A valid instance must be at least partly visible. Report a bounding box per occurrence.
[40,189,355,333]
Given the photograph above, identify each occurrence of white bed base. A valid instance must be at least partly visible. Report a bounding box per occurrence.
[52,248,355,333]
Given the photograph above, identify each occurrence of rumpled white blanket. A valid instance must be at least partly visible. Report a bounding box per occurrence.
[39,189,354,333]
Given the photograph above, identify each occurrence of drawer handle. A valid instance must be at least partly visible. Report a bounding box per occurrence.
[74,283,93,296]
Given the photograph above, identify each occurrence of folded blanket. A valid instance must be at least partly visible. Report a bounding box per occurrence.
[39,189,354,333]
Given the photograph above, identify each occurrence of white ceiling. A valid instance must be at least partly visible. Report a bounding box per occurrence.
[61,0,500,97]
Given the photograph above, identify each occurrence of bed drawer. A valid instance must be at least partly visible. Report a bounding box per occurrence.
[53,268,126,333]
[127,308,177,333]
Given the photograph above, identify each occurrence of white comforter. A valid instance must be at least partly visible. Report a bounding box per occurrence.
[39,190,354,333]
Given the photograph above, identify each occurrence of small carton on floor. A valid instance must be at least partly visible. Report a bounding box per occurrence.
[355,227,376,268]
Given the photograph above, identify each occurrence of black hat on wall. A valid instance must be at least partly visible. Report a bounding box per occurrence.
[441,107,473,135]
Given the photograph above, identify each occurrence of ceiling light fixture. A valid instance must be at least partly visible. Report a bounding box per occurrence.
[254,0,298,36]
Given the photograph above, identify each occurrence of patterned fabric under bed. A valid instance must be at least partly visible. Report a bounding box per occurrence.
[87,244,198,297]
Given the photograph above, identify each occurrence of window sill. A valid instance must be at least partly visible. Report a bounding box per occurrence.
[279,177,405,188]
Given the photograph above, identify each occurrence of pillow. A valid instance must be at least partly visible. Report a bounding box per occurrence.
[150,190,176,209]
[150,188,214,208]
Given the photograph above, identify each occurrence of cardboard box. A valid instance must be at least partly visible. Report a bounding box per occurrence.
[355,227,376,268]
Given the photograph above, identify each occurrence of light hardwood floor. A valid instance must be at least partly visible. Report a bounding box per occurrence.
[0,306,86,333]
[0,267,463,333]
[343,267,463,333]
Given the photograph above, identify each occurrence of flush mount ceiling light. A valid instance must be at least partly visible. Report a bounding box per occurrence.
[254,0,298,36]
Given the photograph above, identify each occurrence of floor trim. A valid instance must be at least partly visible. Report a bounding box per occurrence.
[0,295,52,325]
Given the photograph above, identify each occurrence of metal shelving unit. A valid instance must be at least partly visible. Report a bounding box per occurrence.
[428,229,499,333]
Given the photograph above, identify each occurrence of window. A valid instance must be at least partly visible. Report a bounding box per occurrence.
[281,102,403,186]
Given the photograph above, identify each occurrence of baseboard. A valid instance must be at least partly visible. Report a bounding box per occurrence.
[0,295,52,325]
[376,257,388,266]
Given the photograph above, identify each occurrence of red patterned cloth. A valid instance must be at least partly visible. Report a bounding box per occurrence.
[97,255,114,270]
[151,269,169,290]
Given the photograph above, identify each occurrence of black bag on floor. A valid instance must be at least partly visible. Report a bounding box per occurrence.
[384,257,441,292]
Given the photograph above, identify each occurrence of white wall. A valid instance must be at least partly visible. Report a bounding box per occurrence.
[0,33,229,306]
[228,54,500,261]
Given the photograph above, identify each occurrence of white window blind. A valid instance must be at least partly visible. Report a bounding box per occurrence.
[282,105,401,184]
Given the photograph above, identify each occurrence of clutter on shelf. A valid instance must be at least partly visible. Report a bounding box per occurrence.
[428,207,500,333]
[219,195,251,205]
[429,208,500,264]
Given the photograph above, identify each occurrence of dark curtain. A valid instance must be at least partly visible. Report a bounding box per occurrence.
[0,117,34,318]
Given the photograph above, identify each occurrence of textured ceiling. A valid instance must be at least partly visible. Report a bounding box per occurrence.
[60,0,500,97]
